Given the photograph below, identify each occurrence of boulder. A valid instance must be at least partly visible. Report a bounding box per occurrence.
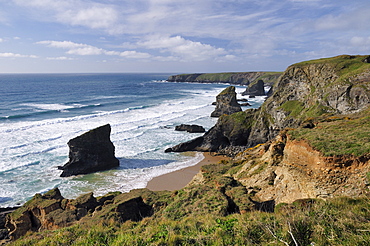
[242,80,265,96]
[58,124,119,177]
[211,86,242,117]
[175,124,205,133]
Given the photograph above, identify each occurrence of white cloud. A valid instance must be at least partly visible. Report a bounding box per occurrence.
[37,40,87,49]
[314,4,370,31]
[46,56,74,60]
[37,40,104,55]
[66,46,104,56]
[58,6,118,29]
[13,0,120,32]
[37,40,152,59]
[0,52,38,58]
[13,0,69,9]
[0,38,3,42]
[137,35,228,61]
[119,51,151,59]
[350,36,370,52]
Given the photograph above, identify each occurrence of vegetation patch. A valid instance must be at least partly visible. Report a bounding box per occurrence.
[295,55,370,84]
[9,197,370,246]
[288,110,370,156]
[279,100,305,118]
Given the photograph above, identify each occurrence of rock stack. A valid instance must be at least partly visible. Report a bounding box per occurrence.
[58,124,119,177]
[211,86,242,117]
[242,80,265,96]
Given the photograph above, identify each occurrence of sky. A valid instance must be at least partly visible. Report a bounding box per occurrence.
[1,0,370,73]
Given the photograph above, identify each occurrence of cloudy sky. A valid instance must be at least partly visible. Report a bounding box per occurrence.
[0,0,370,73]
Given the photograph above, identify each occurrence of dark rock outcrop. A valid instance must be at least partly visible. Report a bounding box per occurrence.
[166,110,257,153]
[211,86,242,117]
[166,55,370,154]
[5,188,156,240]
[241,80,265,96]
[58,124,119,177]
[0,207,18,241]
[175,124,205,133]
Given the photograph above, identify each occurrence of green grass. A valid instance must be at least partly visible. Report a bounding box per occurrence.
[9,197,370,246]
[197,72,245,82]
[294,55,370,84]
[289,111,370,157]
[279,100,305,118]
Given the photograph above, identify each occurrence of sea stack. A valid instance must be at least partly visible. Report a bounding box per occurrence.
[211,86,242,117]
[242,80,265,96]
[59,124,119,177]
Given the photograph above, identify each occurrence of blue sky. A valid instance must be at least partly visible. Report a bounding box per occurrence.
[1,0,370,73]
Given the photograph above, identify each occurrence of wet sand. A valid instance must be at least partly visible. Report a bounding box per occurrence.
[146,152,229,191]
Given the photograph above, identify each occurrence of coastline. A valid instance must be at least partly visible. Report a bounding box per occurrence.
[146,152,229,191]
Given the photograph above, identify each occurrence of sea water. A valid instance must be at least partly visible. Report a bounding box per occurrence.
[0,73,266,207]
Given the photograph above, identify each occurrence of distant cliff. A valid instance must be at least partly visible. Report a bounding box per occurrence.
[167,72,282,86]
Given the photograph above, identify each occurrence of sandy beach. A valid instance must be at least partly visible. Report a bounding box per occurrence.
[146,152,229,191]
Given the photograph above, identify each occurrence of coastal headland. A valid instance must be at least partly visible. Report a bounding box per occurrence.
[2,55,370,245]
[167,71,282,86]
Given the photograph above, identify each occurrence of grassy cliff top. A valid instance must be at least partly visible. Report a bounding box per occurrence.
[288,106,370,157]
[173,72,282,85]
[294,55,370,82]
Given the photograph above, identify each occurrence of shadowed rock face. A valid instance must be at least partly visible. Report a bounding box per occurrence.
[242,80,265,96]
[211,86,242,118]
[58,124,119,177]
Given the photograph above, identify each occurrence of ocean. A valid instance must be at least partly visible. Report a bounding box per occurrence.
[0,73,266,207]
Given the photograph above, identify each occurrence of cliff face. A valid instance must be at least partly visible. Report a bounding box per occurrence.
[167,55,370,153]
[227,132,370,205]
[168,72,281,86]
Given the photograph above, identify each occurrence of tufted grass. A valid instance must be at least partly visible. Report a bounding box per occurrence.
[8,196,370,246]
[288,108,370,157]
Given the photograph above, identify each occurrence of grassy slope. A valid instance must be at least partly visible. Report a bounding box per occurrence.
[295,54,370,83]
[288,107,370,156]
[9,197,370,245]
